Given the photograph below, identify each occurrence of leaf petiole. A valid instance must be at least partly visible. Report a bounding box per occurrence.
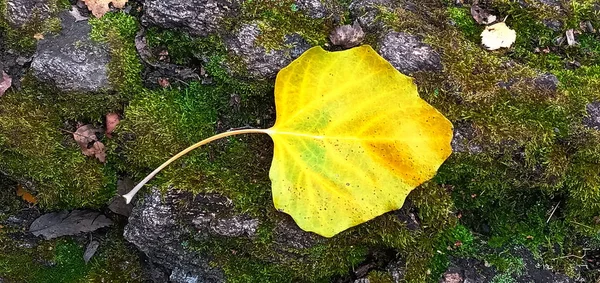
[122,128,269,204]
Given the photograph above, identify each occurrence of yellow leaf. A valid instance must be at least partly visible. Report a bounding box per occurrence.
[83,0,128,18]
[481,22,516,51]
[267,46,453,237]
[123,45,453,238]
[16,184,37,204]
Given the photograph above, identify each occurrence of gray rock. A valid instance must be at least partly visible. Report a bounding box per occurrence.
[31,12,111,92]
[387,259,406,283]
[539,0,562,8]
[273,218,320,250]
[584,102,600,130]
[5,0,50,28]
[330,21,365,49]
[451,122,483,154]
[543,19,563,32]
[124,188,323,282]
[295,0,340,19]
[124,189,226,283]
[29,210,112,240]
[170,268,200,283]
[349,0,395,32]
[186,194,259,238]
[225,23,311,79]
[378,32,442,75]
[143,0,240,36]
[442,248,576,283]
[533,73,560,92]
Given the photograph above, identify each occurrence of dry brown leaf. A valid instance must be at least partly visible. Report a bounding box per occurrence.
[470,5,497,25]
[16,184,37,204]
[33,33,44,40]
[73,125,106,162]
[158,78,170,88]
[105,112,120,138]
[83,0,128,18]
[0,71,12,97]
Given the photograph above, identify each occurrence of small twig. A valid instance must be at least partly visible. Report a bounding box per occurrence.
[571,220,593,229]
[546,201,560,223]
[550,250,586,261]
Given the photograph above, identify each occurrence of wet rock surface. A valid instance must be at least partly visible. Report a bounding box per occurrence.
[441,249,575,283]
[124,188,325,281]
[378,32,443,75]
[143,0,240,36]
[584,102,600,130]
[452,122,483,154]
[5,0,51,28]
[533,73,560,92]
[295,0,341,20]
[349,0,397,32]
[30,12,111,92]
[124,189,225,283]
[225,23,311,79]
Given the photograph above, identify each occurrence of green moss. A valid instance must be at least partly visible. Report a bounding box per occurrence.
[447,7,481,42]
[89,12,143,96]
[366,270,394,283]
[0,78,117,209]
[239,0,330,50]
[490,273,516,283]
[0,229,143,282]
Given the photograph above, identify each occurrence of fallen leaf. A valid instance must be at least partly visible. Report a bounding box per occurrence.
[267,46,453,237]
[0,71,12,97]
[16,184,37,204]
[73,124,106,162]
[566,29,576,46]
[329,20,365,49]
[123,46,453,238]
[470,5,497,25]
[481,22,516,50]
[83,240,100,263]
[33,33,44,40]
[29,210,112,240]
[105,113,120,138]
[69,5,89,22]
[82,0,128,18]
[158,78,170,88]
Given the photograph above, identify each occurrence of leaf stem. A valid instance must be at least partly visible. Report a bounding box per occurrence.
[122,128,269,204]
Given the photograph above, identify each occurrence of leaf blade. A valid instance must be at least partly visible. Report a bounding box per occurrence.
[268,46,453,237]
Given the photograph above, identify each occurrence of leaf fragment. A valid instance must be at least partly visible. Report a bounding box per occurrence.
[29,210,112,240]
[481,22,516,50]
[16,184,37,204]
[73,124,106,162]
[82,0,128,18]
[470,5,497,25]
[105,112,120,138]
[0,71,12,97]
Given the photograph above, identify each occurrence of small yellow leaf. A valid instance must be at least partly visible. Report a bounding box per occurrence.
[268,46,453,237]
[481,22,516,50]
[83,0,128,18]
[16,184,37,204]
